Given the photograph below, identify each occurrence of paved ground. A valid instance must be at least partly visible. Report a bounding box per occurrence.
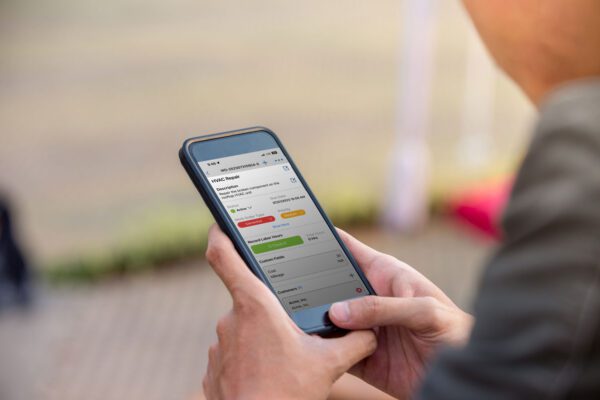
[0,220,493,400]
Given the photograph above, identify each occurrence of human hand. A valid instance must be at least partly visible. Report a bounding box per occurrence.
[202,225,376,400]
[328,229,473,400]
[463,0,600,105]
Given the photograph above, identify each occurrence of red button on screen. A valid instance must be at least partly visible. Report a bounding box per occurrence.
[237,216,275,228]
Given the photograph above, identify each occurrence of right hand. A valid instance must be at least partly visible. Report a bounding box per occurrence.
[202,225,376,400]
[329,229,474,400]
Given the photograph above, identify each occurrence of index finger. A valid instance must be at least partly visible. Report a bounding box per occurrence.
[335,228,381,275]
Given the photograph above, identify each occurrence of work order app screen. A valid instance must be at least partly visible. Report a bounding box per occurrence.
[200,148,368,317]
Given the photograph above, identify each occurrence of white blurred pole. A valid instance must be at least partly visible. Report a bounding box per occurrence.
[382,0,438,232]
[456,25,495,168]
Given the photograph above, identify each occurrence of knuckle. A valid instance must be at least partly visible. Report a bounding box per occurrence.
[232,298,255,318]
[422,296,438,309]
[206,238,231,264]
[208,343,219,363]
[325,346,345,372]
[431,306,449,330]
[381,254,398,265]
[205,244,221,264]
[421,297,446,327]
[365,331,377,352]
[380,254,402,269]
[215,317,229,340]
[231,286,251,307]
[361,296,381,321]
[232,286,268,311]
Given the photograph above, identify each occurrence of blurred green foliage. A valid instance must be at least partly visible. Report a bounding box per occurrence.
[44,190,380,283]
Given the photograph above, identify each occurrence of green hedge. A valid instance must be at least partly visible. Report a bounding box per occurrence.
[44,194,381,284]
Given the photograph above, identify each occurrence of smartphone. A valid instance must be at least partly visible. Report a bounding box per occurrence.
[179,127,375,334]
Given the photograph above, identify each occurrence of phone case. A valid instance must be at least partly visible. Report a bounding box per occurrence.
[179,127,376,335]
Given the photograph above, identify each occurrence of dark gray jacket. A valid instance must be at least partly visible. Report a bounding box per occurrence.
[419,80,600,399]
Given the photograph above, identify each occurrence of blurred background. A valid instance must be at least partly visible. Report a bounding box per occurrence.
[0,0,533,399]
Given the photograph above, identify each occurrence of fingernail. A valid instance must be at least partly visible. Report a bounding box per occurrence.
[330,302,350,322]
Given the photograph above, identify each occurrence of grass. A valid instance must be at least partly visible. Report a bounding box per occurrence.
[42,157,515,284]
[44,191,381,284]
[42,166,512,284]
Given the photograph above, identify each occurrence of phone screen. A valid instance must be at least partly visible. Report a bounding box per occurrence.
[190,131,369,329]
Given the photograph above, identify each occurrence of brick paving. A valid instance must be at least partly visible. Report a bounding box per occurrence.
[0,221,492,400]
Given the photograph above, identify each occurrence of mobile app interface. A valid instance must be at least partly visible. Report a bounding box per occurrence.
[200,148,368,316]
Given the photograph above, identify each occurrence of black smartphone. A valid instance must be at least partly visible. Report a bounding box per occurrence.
[179,127,375,334]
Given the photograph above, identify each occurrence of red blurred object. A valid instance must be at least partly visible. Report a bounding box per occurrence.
[237,216,275,228]
[449,178,513,240]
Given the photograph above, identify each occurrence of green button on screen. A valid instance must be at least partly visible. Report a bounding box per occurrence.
[251,235,304,254]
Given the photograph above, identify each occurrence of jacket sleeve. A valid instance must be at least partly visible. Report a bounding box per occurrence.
[418,80,600,400]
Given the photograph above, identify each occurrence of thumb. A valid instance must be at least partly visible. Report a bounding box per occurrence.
[325,330,377,374]
[205,224,264,295]
[330,295,445,331]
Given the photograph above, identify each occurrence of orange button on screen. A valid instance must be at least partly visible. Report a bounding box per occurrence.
[280,209,306,219]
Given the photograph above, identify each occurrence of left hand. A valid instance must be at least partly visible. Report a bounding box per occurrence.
[202,225,377,400]
[328,229,473,399]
